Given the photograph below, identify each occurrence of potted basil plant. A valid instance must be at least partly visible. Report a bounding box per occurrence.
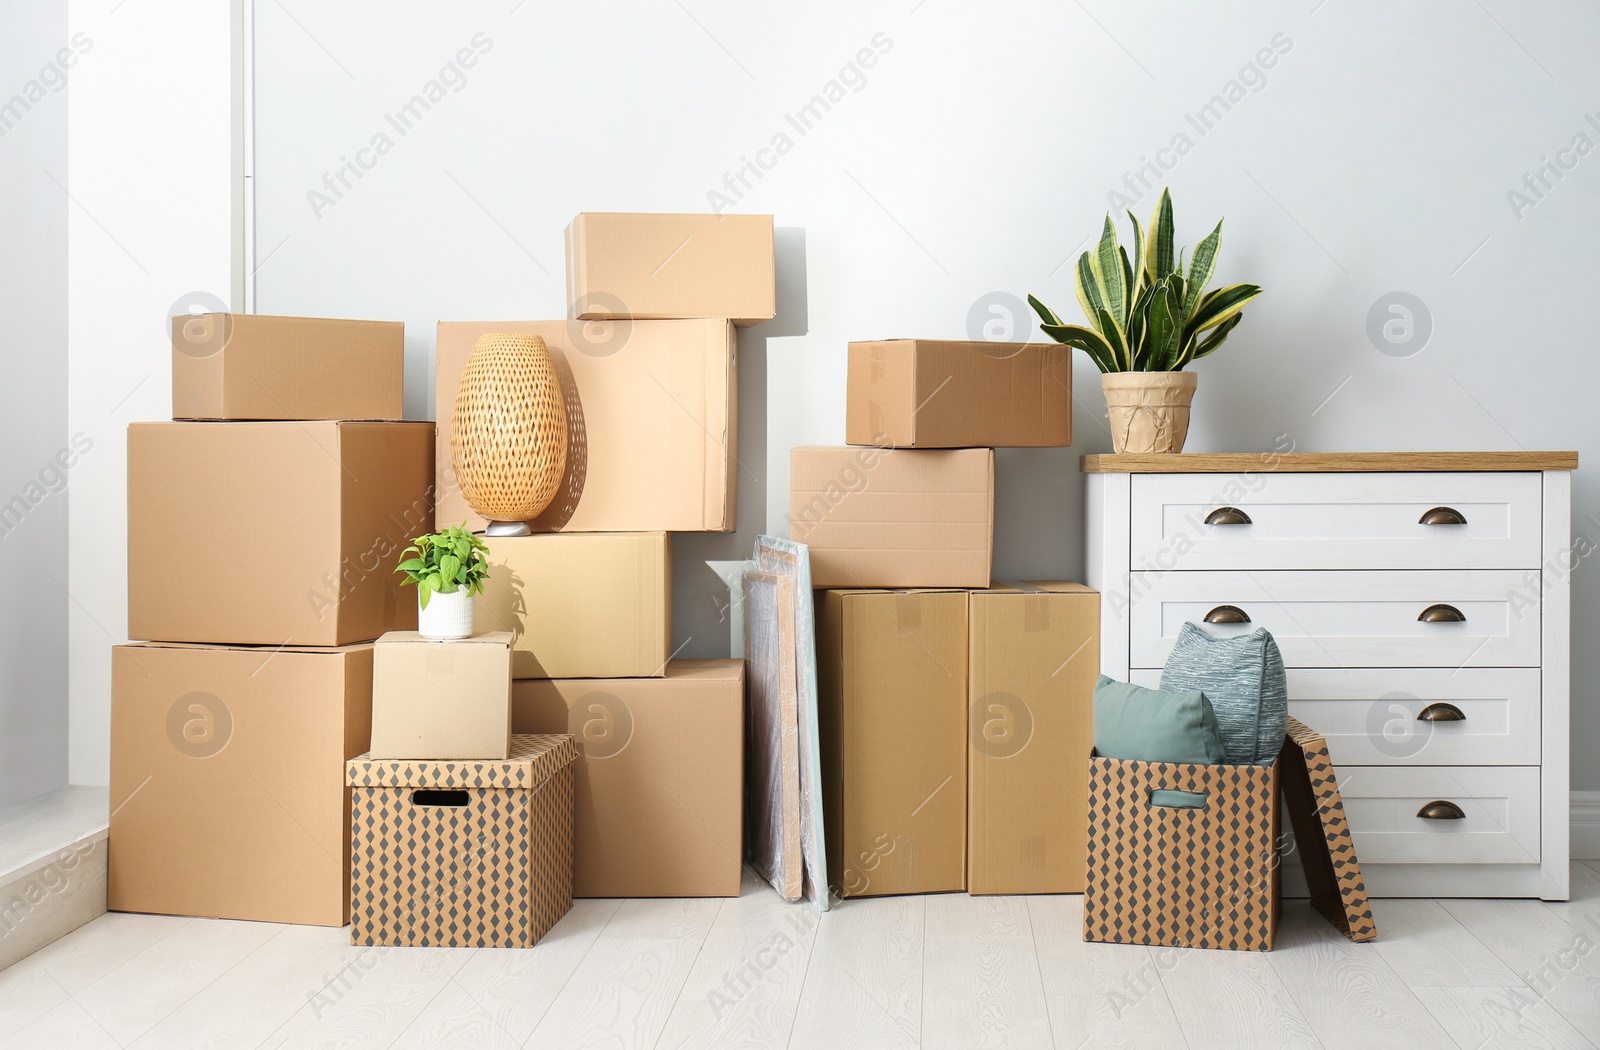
[1029,188,1262,453]
[394,523,490,640]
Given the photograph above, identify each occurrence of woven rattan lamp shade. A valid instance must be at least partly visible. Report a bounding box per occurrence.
[451,333,569,532]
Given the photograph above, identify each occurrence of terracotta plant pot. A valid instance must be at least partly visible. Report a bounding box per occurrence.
[1102,371,1198,454]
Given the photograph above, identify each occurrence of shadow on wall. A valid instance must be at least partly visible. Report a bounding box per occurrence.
[672,227,808,660]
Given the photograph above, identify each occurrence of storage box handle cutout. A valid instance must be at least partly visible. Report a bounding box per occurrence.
[1148,788,1208,810]
[412,789,470,807]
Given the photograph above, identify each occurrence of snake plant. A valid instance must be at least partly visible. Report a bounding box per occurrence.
[1029,189,1262,372]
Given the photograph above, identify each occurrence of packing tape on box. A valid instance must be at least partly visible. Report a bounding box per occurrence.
[869,344,887,380]
[426,643,456,676]
[894,593,922,630]
[1020,836,1046,892]
[1000,581,1051,632]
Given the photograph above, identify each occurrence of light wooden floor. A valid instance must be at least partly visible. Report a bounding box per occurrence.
[3,863,1599,1049]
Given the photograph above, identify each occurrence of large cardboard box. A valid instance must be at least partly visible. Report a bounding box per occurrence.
[475,533,670,679]
[1084,753,1280,951]
[436,320,736,533]
[789,447,993,588]
[108,641,374,926]
[565,212,775,327]
[128,421,434,646]
[348,734,577,947]
[816,589,968,897]
[171,314,403,421]
[968,582,1098,895]
[368,632,512,760]
[512,660,744,897]
[846,339,1070,448]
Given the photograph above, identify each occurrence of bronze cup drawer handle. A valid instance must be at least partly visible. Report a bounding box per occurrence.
[1418,603,1466,623]
[1203,605,1251,624]
[1418,702,1466,722]
[1419,506,1468,525]
[1417,800,1467,820]
[1204,507,1252,526]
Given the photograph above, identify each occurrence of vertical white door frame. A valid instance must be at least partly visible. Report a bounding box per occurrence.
[231,0,254,312]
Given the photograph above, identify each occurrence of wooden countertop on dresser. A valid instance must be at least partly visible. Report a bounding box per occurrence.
[1080,451,1579,473]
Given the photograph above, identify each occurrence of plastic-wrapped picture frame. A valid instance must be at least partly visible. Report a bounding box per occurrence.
[742,570,803,899]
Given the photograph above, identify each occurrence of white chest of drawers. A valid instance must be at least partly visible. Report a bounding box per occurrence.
[1085,451,1578,900]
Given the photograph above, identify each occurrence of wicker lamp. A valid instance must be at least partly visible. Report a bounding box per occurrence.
[452,333,569,536]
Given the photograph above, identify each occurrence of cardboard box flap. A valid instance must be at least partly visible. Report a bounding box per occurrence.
[1280,718,1377,943]
[348,733,576,789]
[122,640,376,656]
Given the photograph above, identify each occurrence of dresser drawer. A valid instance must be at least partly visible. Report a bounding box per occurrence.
[1128,570,1539,668]
[1332,766,1540,865]
[1129,472,1542,570]
[1128,667,1541,766]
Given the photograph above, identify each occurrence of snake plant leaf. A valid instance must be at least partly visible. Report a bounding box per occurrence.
[1119,245,1135,322]
[1096,307,1131,370]
[1190,311,1244,360]
[1040,323,1117,373]
[1187,283,1264,338]
[1125,210,1145,295]
[1141,278,1179,371]
[1145,188,1175,280]
[1185,220,1222,317]
[1027,294,1064,328]
[1074,253,1106,327]
[1091,215,1127,325]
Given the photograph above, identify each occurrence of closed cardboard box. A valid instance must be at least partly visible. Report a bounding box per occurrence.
[475,532,670,679]
[846,339,1070,448]
[172,314,403,421]
[817,589,968,897]
[512,660,744,897]
[109,641,374,926]
[368,632,512,760]
[127,421,434,646]
[968,582,1098,895]
[566,212,775,327]
[436,319,736,533]
[790,447,993,589]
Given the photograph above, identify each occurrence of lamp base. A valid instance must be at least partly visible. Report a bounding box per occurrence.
[485,520,533,537]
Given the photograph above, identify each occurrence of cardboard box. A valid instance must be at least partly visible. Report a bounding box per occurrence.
[789,447,993,589]
[368,631,512,759]
[128,421,434,646]
[348,733,577,947]
[1281,718,1376,942]
[512,660,744,897]
[816,589,968,897]
[475,533,670,679]
[108,641,374,926]
[436,320,736,533]
[1084,753,1280,951]
[565,212,775,327]
[171,314,403,421]
[846,339,1071,448]
[968,582,1098,895]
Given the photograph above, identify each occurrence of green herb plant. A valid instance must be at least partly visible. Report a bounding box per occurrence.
[1028,188,1263,372]
[394,523,490,609]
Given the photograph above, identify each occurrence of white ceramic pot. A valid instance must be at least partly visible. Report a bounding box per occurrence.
[1101,371,1199,454]
[417,588,473,640]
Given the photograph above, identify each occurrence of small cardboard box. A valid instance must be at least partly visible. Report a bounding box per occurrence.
[512,660,744,897]
[817,589,968,897]
[475,533,670,679]
[790,446,993,589]
[968,583,1098,895]
[347,733,577,947]
[109,641,374,926]
[127,421,434,646]
[171,314,404,422]
[436,319,736,533]
[846,340,1071,448]
[565,212,775,327]
[368,632,512,760]
[1084,753,1280,951]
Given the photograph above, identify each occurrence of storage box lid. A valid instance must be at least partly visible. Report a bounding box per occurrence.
[1280,717,1377,942]
[347,732,576,788]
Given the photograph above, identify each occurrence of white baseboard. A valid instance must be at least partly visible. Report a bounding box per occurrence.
[1574,791,1600,860]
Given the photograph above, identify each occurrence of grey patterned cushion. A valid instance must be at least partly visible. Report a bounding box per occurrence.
[1159,622,1287,764]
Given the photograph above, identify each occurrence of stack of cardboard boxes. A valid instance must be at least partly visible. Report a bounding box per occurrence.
[437,212,776,898]
[794,339,1102,898]
[111,316,431,925]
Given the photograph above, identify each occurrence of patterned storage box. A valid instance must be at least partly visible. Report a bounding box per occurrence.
[1084,752,1280,951]
[347,733,577,947]
[1281,717,1377,942]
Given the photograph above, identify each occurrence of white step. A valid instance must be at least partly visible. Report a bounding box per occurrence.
[0,785,109,971]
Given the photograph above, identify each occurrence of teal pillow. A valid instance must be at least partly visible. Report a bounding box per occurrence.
[1160,623,1288,765]
[1092,675,1226,765]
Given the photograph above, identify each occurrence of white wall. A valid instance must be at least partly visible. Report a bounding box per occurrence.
[235,1,1598,791]
[0,0,70,810]
[65,0,232,786]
